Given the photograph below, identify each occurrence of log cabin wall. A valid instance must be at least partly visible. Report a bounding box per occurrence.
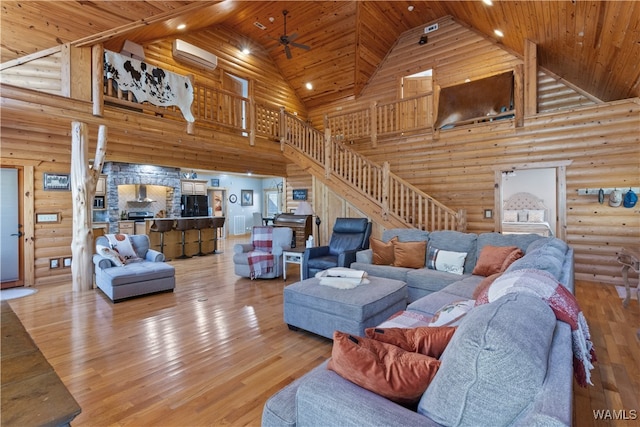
[305,17,639,286]
[0,25,306,287]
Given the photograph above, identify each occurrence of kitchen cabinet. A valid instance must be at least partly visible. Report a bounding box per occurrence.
[118,221,134,235]
[96,175,106,196]
[181,179,208,196]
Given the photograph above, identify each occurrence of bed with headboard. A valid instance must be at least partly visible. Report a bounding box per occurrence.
[501,192,553,237]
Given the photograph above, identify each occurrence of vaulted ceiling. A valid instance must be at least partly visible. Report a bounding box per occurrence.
[2,1,639,109]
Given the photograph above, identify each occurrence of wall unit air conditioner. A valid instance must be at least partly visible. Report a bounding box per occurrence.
[172,39,218,70]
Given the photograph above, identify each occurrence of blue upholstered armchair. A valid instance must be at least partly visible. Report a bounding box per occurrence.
[302,218,372,279]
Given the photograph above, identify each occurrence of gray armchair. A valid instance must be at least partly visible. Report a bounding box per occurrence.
[233,226,293,279]
[302,218,372,279]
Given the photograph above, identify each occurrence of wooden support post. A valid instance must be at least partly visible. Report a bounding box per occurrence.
[249,79,256,146]
[524,39,538,117]
[70,122,107,292]
[371,101,378,147]
[92,44,104,117]
[514,64,524,127]
[279,106,286,151]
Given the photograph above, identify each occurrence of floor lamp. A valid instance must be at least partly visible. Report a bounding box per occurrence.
[315,216,321,245]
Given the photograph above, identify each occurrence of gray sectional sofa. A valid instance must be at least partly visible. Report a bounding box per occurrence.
[263,230,576,426]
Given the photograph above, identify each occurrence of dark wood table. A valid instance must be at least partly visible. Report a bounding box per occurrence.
[1,301,81,426]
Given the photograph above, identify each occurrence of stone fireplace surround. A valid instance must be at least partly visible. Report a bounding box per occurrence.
[102,162,182,232]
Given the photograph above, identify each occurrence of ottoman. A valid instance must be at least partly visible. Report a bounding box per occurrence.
[283,276,407,339]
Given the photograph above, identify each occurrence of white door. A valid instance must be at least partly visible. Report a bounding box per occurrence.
[1,168,20,285]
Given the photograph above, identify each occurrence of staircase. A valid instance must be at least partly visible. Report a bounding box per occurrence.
[279,110,466,232]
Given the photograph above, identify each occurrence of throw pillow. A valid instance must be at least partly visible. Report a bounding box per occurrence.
[428,300,475,327]
[365,326,456,359]
[376,310,432,329]
[527,209,545,223]
[392,240,426,269]
[427,247,467,275]
[370,236,397,265]
[500,248,524,272]
[97,245,125,266]
[327,331,441,405]
[106,233,137,259]
[472,245,519,276]
[503,210,518,222]
[517,210,528,222]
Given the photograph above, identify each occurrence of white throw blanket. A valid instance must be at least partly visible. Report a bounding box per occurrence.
[104,50,195,122]
[315,268,369,289]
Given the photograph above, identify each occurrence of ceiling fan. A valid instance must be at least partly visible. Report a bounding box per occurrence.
[275,10,310,59]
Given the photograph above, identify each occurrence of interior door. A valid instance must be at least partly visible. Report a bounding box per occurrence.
[401,73,433,130]
[1,168,23,288]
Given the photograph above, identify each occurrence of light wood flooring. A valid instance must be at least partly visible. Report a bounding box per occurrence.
[5,236,640,426]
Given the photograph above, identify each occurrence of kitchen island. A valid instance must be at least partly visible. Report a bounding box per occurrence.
[144,217,225,259]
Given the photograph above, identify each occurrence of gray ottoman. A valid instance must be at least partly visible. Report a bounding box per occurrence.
[283,276,407,339]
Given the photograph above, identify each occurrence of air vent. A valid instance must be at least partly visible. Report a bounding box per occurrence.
[254,21,267,30]
[425,23,439,33]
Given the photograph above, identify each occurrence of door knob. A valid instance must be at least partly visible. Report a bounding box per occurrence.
[10,231,24,237]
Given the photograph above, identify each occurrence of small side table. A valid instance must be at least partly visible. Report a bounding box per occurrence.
[283,249,305,281]
[616,246,640,308]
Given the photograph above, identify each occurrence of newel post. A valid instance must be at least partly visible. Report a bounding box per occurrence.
[279,106,286,151]
[381,161,390,219]
[92,44,104,117]
[371,101,378,147]
[324,128,332,179]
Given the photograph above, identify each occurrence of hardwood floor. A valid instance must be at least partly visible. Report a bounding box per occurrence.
[5,236,640,426]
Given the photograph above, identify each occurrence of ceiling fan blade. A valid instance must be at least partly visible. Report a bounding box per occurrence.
[291,42,310,51]
[284,45,292,59]
[287,33,299,42]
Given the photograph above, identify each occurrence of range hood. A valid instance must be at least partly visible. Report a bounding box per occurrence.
[133,184,154,203]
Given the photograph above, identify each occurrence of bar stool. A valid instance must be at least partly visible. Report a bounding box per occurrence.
[210,216,226,254]
[149,219,175,260]
[194,217,211,256]
[174,218,194,259]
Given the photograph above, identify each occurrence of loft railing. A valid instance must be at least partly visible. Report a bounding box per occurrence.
[325,93,435,145]
[281,110,466,232]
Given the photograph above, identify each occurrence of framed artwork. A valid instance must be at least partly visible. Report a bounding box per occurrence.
[292,189,308,200]
[43,173,70,191]
[241,189,253,206]
[211,178,220,187]
[229,194,237,204]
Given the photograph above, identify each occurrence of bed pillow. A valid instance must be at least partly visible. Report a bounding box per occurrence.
[517,210,528,222]
[393,240,427,268]
[503,210,518,222]
[428,300,475,327]
[427,247,467,275]
[370,236,397,265]
[472,245,519,276]
[327,331,441,405]
[365,326,456,359]
[527,209,545,223]
[96,245,125,266]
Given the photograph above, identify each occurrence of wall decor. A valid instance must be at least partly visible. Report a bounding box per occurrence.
[63,257,72,268]
[43,173,70,191]
[229,194,237,203]
[241,189,253,206]
[211,178,220,187]
[292,189,308,201]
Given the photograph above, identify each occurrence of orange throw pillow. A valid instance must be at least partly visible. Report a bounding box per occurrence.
[472,272,503,300]
[365,326,456,359]
[472,245,519,276]
[500,248,524,271]
[393,241,427,268]
[327,331,441,405]
[370,236,397,265]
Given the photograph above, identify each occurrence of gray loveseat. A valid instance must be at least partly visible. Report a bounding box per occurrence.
[262,230,576,426]
[94,234,175,302]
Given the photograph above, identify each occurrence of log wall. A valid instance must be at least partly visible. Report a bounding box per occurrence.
[306,18,639,286]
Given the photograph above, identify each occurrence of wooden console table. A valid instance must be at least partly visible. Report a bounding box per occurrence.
[616,247,640,308]
[1,301,81,426]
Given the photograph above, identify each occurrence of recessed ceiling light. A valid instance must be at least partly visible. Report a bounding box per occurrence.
[494,29,504,37]
[305,82,313,90]
[177,24,186,30]
[483,0,493,6]
[242,48,250,55]
[408,5,415,11]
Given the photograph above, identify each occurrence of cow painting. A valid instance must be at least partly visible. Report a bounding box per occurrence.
[104,50,195,122]
[434,71,514,129]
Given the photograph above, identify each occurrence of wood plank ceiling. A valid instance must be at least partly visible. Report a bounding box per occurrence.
[1,1,639,109]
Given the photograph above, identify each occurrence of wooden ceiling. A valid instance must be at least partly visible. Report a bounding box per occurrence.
[2,1,639,108]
